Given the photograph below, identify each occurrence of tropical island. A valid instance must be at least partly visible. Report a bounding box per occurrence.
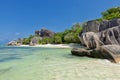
[8,7,120,63]
[1,0,120,79]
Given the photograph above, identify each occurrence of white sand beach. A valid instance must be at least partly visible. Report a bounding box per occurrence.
[20,44,84,48]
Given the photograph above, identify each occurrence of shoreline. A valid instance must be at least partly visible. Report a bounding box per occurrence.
[19,43,84,48]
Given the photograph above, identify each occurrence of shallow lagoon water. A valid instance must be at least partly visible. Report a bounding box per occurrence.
[0,47,120,80]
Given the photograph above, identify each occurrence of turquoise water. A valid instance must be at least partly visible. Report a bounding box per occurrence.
[0,47,120,80]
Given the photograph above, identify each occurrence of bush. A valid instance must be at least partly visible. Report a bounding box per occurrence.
[22,38,30,44]
[63,23,82,43]
[52,33,63,44]
[22,35,34,44]
[41,37,52,44]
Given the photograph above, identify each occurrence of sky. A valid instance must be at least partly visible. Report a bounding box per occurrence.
[0,0,120,44]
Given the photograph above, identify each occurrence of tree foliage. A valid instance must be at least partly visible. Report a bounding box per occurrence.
[52,33,63,44]
[40,37,52,44]
[63,23,82,43]
[22,35,34,44]
[95,7,120,22]
[102,7,120,20]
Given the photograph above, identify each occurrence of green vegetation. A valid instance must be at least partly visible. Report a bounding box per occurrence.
[102,7,120,20]
[96,7,120,21]
[52,33,63,44]
[17,6,120,45]
[40,37,52,44]
[38,23,82,44]
[22,35,34,44]
[63,23,82,43]
[20,23,82,45]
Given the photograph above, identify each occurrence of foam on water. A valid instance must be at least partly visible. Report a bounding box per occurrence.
[0,47,120,80]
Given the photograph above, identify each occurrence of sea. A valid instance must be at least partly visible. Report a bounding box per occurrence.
[0,46,120,80]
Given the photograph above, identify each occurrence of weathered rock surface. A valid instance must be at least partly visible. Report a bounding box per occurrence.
[79,32,101,49]
[79,18,120,48]
[99,20,109,31]
[35,28,55,38]
[30,37,40,46]
[72,45,120,63]
[99,26,120,45]
[93,45,120,63]
[75,18,120,63]
[71,48,92,56]
[7,40,18,46]
[82,20,100,33]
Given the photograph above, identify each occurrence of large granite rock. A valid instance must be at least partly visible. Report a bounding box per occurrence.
[35,28,55,38]
[81,18,120,33]
[99,25,120,45]
[79,32,101,49]
[93,45,120,63]
[79,18,120,48]
[30,37,40,46]
[74,18,120,63]
[99,20,109,31]
[82,20,100,33]
[109,18,120,28]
